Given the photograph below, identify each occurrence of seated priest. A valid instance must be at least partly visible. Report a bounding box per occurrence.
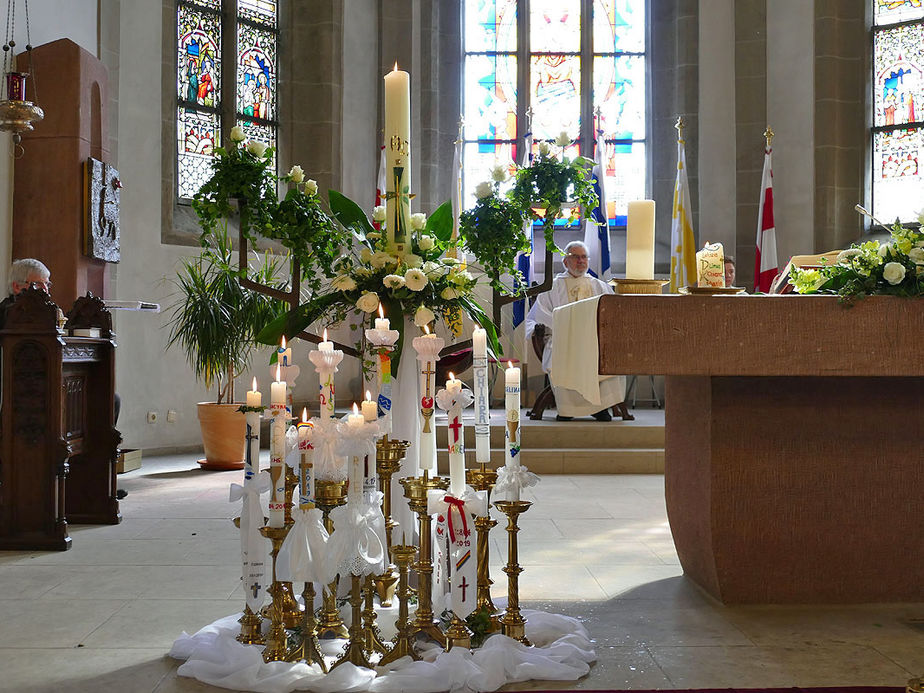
[525,241,627,422]
[0,258,52,327]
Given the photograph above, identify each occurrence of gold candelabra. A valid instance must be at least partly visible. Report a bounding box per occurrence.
[466,465,500,631]
[362,574,388,655]
[378,544,420,666]
[285,579,326,670]
[232,515,265,645]
[314,479,349,639]
[259,525,291,661]
[494,500,532,646]
[330,574,373,670]
[267,467,303,629]
[401,472,449,646]
[375,436,409,606]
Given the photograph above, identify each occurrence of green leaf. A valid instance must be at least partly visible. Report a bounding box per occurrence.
[256,293,342,345]
[426,200,454,242]
[328,189,377,239]
[381,294,405,374]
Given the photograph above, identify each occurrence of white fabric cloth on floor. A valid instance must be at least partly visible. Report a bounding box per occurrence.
[169,607,595,693]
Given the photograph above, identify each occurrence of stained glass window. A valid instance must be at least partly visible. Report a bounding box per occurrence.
[871,1,924,224]
[462,0,647,224]
[176,0,279,202]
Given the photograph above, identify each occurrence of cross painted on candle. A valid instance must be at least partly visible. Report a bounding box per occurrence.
[448,416,462,448]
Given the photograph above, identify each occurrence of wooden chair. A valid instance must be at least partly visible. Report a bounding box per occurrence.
[526,323,634,421]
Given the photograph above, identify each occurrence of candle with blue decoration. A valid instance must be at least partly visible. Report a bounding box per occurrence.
[504,362,521,501]
[244,377,261,482]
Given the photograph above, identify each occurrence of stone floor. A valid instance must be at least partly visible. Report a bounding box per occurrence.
[0,421,921,692]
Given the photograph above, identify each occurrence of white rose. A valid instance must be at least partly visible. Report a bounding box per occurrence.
[371,251,396,269]
[908,247,924,265]
[304,179,318,196]
[414,305,435,327]
[331,275,356,292]
[538,141,551,157]
[246,140,267,157]
[836,248,862,265]
[877,243,890,258]
[404,267,429,291]
[383,274,406,289]
[422,260,445,278]
[372,205,386,222]
[410,213,427,231]
[474,181,494,199]
[418,235,435,251]
[356,292,380,313]
[490,164,508,183]
[883,261,907,285]
[450,269,474,286]
[287,165,304,183]
[441,287,460,300]
[360,248,373,264]
[230,125,246,142]
[404,253,423,268]
[554,130,572,147]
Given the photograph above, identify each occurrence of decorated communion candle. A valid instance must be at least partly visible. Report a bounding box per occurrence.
[472,327,491,465]
[319,327,333,352]
[504,362,521,501]
[269,366,287,527]
[413,325,443,474]
[384,63,411,254]
[347,403,365,499]
[626,199,656,280]
[362,390,377,422]
[244,377,261,481]
[271,365,286,407]
[278,335,292,367]
[696,241,726,288]
[375,303,390,331]
[297,408,314,508]
[446,373,466,497]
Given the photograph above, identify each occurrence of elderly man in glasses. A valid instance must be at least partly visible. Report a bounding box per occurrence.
[525,240,627,422]
[0,258,52,326]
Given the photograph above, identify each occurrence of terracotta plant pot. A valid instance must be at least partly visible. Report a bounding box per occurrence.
[196,402,246,470]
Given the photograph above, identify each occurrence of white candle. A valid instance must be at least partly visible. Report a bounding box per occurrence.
[375,303,390,331]
[472,328,491,465]
[626,199,656,280]
[446,373,466,497]
[412,328,444,474]
[446,373,462,394]
[319,327,333,352]
[297,409,314,509]
[246,376,262,408]
[244,377,261,482]
[362,390,377,422]
[277,335,292,367]
[268,398,287,527]
[271,365,286,407]
[504,362,521,501]
[348,402,364,429]
[384,64,411,255]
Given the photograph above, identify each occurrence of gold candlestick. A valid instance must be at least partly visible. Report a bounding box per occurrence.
[362,574,388,655]
[267,467,303,629]
[445,612,472,650]
[466,465,500,631]
[315,479,349,639]
[378,544,420,666]
[375,435,409,606]
[401,472,449,646]
[285,580,326,670]
[494,500,532,646]
[331,574,373,670]
[259,525,290,661]
[232,515,265,645]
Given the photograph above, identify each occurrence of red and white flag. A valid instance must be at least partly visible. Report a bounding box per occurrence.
[754,144,779,292]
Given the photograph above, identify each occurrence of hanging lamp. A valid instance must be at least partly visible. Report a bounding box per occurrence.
[0,0,43,154]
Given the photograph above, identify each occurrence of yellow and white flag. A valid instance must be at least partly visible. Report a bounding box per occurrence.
[669,131,696,292]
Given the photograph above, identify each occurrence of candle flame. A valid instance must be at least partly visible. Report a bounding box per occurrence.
[323,327,328,342]
[378,303,384,319]
[280,335,286,349]
[423,324,430,335]
[449,372,455,381]
[252,376,257,391]
[302,407,308,423]
[393,61,398,71]
[353,402,359,415]
[366,390,372,402]
[275,364,281,382]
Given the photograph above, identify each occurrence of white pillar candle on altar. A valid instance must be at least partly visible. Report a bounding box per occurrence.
[384,64,411,255]
[626,199,656,280]
[362,390,377,422]
[446,373,466,497]
[375,303,390,331]
[347,403,365,500]
[472,327,491,465]
[246,377,262,408]
[277,335,292,367]
[297,408,314,508]
[413,327,443,474]
[244,377,261,481]
[268,372,287,527]
[271,365,286,407]
[504,361,521,501]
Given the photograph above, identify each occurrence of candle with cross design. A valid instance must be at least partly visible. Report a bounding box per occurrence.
[268,365,288,527]
[308,328,343,421]
[444,373,466,497]
[412,327,444,474]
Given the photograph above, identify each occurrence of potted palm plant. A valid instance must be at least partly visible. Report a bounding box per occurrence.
[167,225,288,469]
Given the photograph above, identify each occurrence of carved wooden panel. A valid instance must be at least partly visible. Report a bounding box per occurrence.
[62,344,101,362]
[12,342,48,444]
[85,157,121,263]
[62,375,86,441]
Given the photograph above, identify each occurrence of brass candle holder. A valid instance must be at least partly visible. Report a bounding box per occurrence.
[466,465,500,631]
[285,579,326,670]
[259,525,291,661]
[232,515,265,645]
[375,435,409,606]
[315,479,349,639]
[609,277,669,295]
[378,544,420,666]
[494,499,532,646]
[401,472,449,646]
[445,613,472,650]
[269,467,303,629]
[330,574,373,670]
[362,574,388,655]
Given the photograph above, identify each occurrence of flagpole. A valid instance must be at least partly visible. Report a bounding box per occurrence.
[764,125,774,149]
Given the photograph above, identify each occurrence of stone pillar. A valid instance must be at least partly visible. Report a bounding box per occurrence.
[13,38,111,309]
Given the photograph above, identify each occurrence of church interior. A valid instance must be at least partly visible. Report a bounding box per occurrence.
[0,1,921,691]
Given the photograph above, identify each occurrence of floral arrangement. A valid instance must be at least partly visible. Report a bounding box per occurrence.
[507,131,598,252]
[790,220,924,301]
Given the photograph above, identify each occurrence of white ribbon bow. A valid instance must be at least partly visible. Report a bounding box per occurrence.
[229,471,272,612]
[333,418,381,461]
[277,507,329,584]
[309,417,347,481]
[322,503,386,580]
[435,387,475,412]
[494,464,541,500]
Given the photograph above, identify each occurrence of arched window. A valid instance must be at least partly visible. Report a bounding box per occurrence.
[461,0,647,226]
[176,0,278,201]
[871,0,924,224]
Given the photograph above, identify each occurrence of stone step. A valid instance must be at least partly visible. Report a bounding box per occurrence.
[435,448,664,475]
[434,418,664,449]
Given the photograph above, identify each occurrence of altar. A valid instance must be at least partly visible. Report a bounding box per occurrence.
[594,293,923,604]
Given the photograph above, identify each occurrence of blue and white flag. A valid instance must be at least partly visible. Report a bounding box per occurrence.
[582,132,611,279]
[512,131,533,328]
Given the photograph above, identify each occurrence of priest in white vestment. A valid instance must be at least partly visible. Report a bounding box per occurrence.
[525,241,627,421]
